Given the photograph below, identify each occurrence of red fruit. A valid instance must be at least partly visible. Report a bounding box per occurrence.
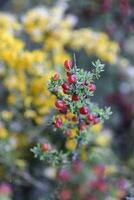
[62,83,70,90]
[90,180,107,192]
[52,73,59,81]
[54,117,63,128]
[87,114,95,122]
[72,94,80,101]
[88,84,96,92]
[55,100,66,109]
[64,60,72,70]
[80,123,87,131]
[41,143,50,152]
[58,169,71,182]
[79,106,89,115]
[67,74,77,84]
[59,189,71,200]
[97,180,107,192]
[93,164,105,177]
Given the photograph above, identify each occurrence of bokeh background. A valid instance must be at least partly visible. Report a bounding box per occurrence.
[0,0,134,200]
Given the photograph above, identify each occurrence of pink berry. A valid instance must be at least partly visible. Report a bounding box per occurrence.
[54,117,63,128]
[79,106,89,115]
[62,83,70,90]
[67,74,77,84]
[55,100,66,109]
[72,94,80,101]
[41,143,50,152]
[64,60,72,70]
[88,84,96,92]
[52,73,59,81]
[87,114,95,122]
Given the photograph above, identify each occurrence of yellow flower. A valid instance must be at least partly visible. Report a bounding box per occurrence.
[1,111,13,121]
[24,110,37,118]
[105,165,117,176]
[15,159,26,169]
[95,133,111,146]
[80,146,88,161]
[68,129,77,139]
[66,139,77,150]
[90,123,103,133]
[0,127,8,138]
[7,95,16,104]
[34,115,44,125]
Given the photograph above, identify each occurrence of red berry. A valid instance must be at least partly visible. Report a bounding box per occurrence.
[62,83,70,90]
[79,106,89,115]
[87,114,95,122]
[54,117,63,128]
[88,84,96,92]
[58,169,71,182]
[72,94,80,101]
[41,143,50,152]
[64,60,72,70]
[80,123,87,131]
[55,100,66,109]
[67,74,77,84]
[93,164,105,177]
[52,73,59,81]
[59,189,71,200]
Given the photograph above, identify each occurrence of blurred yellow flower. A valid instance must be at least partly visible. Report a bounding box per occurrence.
[90,123,103,133]
[0,127,8,138]
[66,139,77,150]
[95,133,111,146]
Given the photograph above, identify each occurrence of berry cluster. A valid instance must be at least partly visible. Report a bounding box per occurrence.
[50,58,110,136]
[33,57,112,165]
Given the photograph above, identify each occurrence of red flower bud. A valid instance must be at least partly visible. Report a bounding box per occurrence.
[72,94,80,101]
[88,84,96,92]
[67,74,77,84]
[64,60,72,70]
[79,106,89,115]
